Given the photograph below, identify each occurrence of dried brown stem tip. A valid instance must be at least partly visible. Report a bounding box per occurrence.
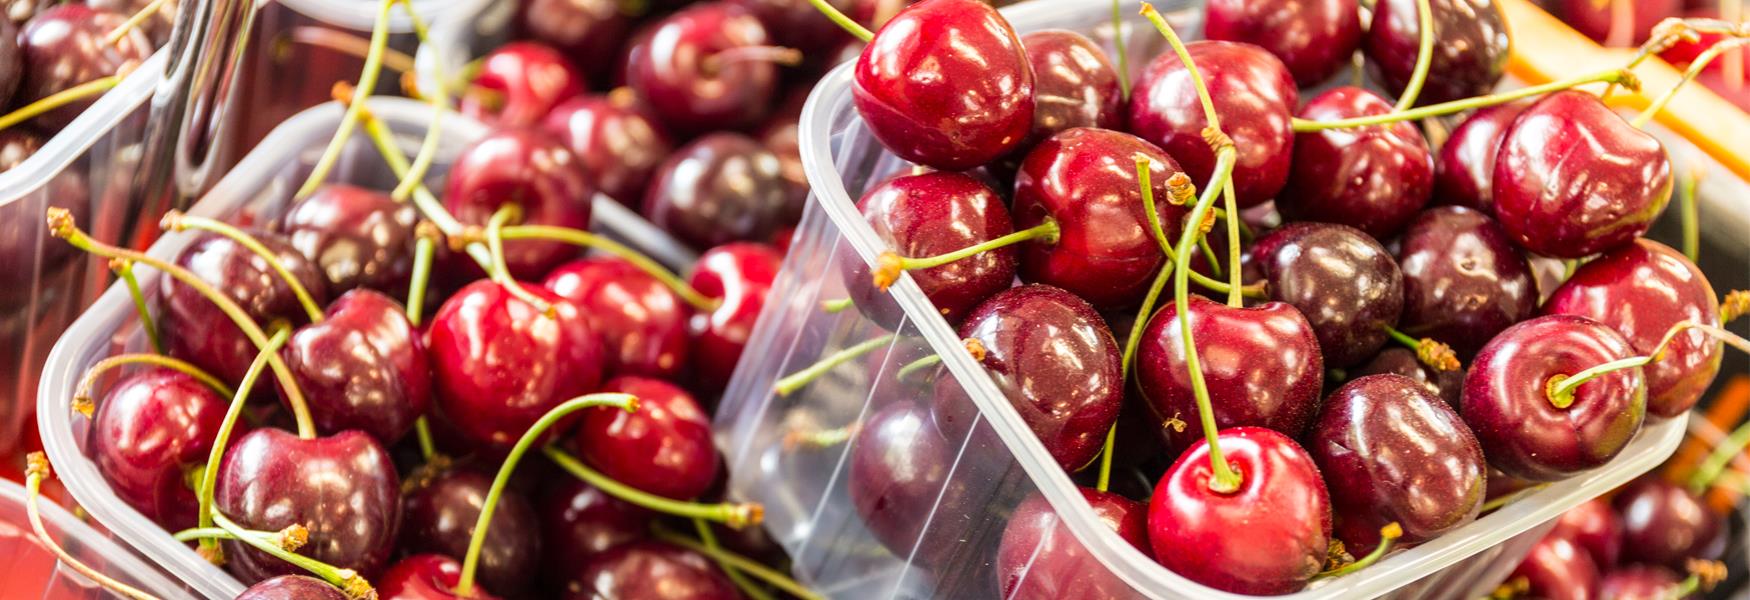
[964,338,987,362]
[340,570,377,600]
[159,210,186,231]
[1417,338,1462,372]
[1616,69,1643,92]
[46,207,75,238]
[872,251,904,291]
[26,451,49,479]
[275,524,310,552]
[1689,559,1728,590]
[1162,414,1187,433]
[331,81,357,106]
[1324,539,1352,570]
[727,503,765,529]
[415,221,443,244]
[1722,290,1750,324]
[1165,172,1196,206]
[196,543,225,565]
[72,396,95,418]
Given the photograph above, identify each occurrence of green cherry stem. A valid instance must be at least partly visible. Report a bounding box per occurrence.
[295,0,396,200]
[1686,417,1750,495]
[1382,324,1461,372]
[1548,321,1750,407]
[1680,168,1701,263]
[25,454,164,600]
[103,0,170,44]
[1292,68,1638,131]
[1141,3,1220,131]
[163,211,326,323]
[455,392,638,596]
[171,523,307,553]
[413,416,438,463]
[1112,0,1130,99]
[391,0,445,202]
[499,225,720,312]
[71,353,234,419]
[483,205,556,318]
[109,258,164,355]
[1315,523,1403,580]
[406,222,439,327]
[1221,178,1241,307]
[281,27,416,75]
[803,0,874,42]
[820,297,854,313]
[653,526,826,600]
[543,445,764,528]
[1196,233,1223,279]
[47,209,316,438]
[1606,17,1749,99]
[211,510,374,599]
[895,354,942,381]
[0,70,130,134]
[773,334,898,396]
[1633,37,1750,128]
[693,518,775,600]
[871,220,1061,292]
[195,324,292,559]
[1395,0,1435,110]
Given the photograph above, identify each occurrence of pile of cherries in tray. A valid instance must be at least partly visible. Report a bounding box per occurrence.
[1543,0,1750,111]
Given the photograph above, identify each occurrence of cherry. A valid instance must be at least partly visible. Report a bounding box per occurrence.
[850,401,1000,566]
[1461,315,1646,481]
[642,133,794,252]
[1511,534,1602,600]
[541,91,675,206]
[1492,90,1673,259]
[378,554,502,600]
[1128,40,1297,208]
[1549,498,1624,569]
[1364,0,1510,105]
[1203,0,1361,86]
[543,256,691,378]
[1661,8,1750,68]
[626,2,786,134]
[215,428,400,581]
[1613,477,1724,570]
[1543,239,1722,418]
[282,289,429,444]
[277,184,419,297]
[931,285,1122,471]
[1308,374,1486,554]
[1352,347,1464,407]
[1135,295,1323,456]
[442,127,594,280]
[400,469,540,596]
[1249,222,1404,368]
[843,171,1016,327]
[1012,127,1185,309]
[757,86,811,217]
[426,280,606,448]
[1395,206,1537,359]
[16,4,151,130]
[574,376,719,500]
[1598,565,1684,600]
[515,0,631,86]
[235,575,350,600]
[1018,31,1123,151]
[1148,427,1331,595]
[536,478,652,586]
[851,0,1034,170]
[996,488,1149,600]
[159,231,329,386]
[1558,0,1681,45]
[1278,86,1433,240]
[1432,101,1530,212]
[87,367,236,530]
[460,42,586,129]
[688,242,783,393]
[565,540,740,600]
[0,18,18,107]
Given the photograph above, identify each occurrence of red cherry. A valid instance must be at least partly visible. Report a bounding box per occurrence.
[843,171,1017,328]
[641,133,795,252]
[235,575,350,600]
[1548,498,1624,569]
[1017,30,1123,150]
[215,429,400,581]
[278,184,419,297]
[88,367,238,530]
[536,478,652,586]
[541,92,674,206]
[442,128,595,279]
[377,554,502,600]
[515,0,630,86]
[281,289,431,445]
[626,2,784,134]
[1511,535,1602,600]
[1364,0,1510,105]
[16,5,151,130]
[1250,222,1404,368]
[1613,477,1725,570]
[399,469,539,596]
[849,401,999,566]
[543,256,692,378]
[1598,565,1684,600]
[574,376,719,500]
[1432,101,1530,212]
[1352,347,1464,408]
[1278,85,1433,240]
[996,488,1150,600]
[565,541,741,599]
[461,42,586,128]
[1203,0,1361,87]
[688,242,782,393]
[1395,206,1537,359]
[159,231,329,386]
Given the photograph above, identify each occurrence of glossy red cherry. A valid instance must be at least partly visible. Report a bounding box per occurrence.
[515,0,630,86]
[426,280,606,448]
[1614,477,1725,570]
[1018,30,1123,150]
[1012,127,1185,309]
[1364,0,1510,105]
[565,540,740,600]
[460,42,586,128]
[1598,565,1685,600]
[442,127,594,279]
[1352,347,1463,408]
[1396,206,1537,358]
[282,289,429,444]
[1136,295,1323,456]
[997,488,1149,600]
[1558,0,1681,45]
[1492,90,1673,259]
[575,376,719,500]
[278,184,419,297]
[400,469,540,596]
[850,401,1000,566]
[626,3,783,134]
[843,171,1016,327]
[1461,315,1646,481]
[537,478,652,584]
[1511,535,1601,600]
[852,0,1034,170]
[1549,498,1624,569]
[1279,86,1433,240]
[16,4,151,130]
[1128,40,1297,208]
[235,575,350,600]
[378,554,502,600]
[1148,427,1331,595]
[215,429,400,581]
[1309,374,1486,554]
[88,367,237,530]
[642,133,794,252]
[1543,239,1721,418]
[1204,0,1360,87]
[543,256,691,378]
[1250,222,1404,368]
[688,242,782,393]
[159,231,329,386]
[542,92,674,205]
[1432,101,1530,212]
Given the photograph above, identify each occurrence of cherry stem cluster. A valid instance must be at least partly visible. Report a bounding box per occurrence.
[163,211,326,323]
[25,453,165,600]
[195,324,292,559]
[210,510,373,599]
[110,259,164,354]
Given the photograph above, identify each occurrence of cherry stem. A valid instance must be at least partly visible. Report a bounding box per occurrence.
[413,417,437,463]
[1315,523,1403,580]
[1687,416,1750,495]
[483,205,557,318]
[406,223,439,327]
[1112,0,1130,99]
[544,445,764,527]
[1141,3,1220,132]
[72,354,234,419]
[0,71,128,134]
[703,46,804,75]
[163,211,326,324]
[171,524,308,554]
[24,454,164,600]
[1548,320,1750,405]
[803,0,873,43]
[1395,0,1436,110]
[1382,324,1461,372]
[1094,425,1119,492]
[1221,180,1241,307]
[1196,234,1223,279]
[774,334,898,396]
[392,0,445,202]
[1632,37,1750,128]
[1680,168,1701,263]
[110,259,164,355]
[499,225,721,312]
[346,101,496,273]
[895,354,941,381]
[195,324,292,559]
[48,209,316,438]
[693,518,776,600]
[455,392,638,596]
[211,511,373,599]
[820,297,854,313]
[1292,68,1637,131]
[872,220,1061,292]
[1479,483,1551,513]
[295,0,396,200]
[654,526,824,600]
[1607,17,1748,99]
[783,423,860,451]
[283,27,417,74]
[103,0,169,45]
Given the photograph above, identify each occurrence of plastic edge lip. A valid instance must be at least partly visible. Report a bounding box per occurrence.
[0,480,198,600]
[0,51,169,208]
[278,0,471,32]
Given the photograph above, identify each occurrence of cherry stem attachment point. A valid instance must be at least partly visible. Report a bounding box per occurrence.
[693,518,776,600]
[872,220,1061,292]
[543,445,765,528]
[1676,559,1729,597]
[1293,68,1637,131]
[1315,523,1402,580]
[24,453,164,600]
[109,259,163,355]
[1383,325,1461,372]
[72,353,234,419]
[803,0,873,42]
[211,510,373,599]
[0,72,128,134]
[499,224,720,312]
[1633,37,1750,128]
[296,0,397,200]
[654,525,826,600]
[1687,416,1750,495]
[163,211,326,323]
[774,334,898,396]
[195,324,292,558]
[1548,320,1750,406]
[483,205,556,319]
[1395,0,1436,110]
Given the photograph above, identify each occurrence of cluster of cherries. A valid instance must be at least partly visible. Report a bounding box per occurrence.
[1544,0,1750,111]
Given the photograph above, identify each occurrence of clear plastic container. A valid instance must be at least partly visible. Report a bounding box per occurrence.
[0,478,197,600]
[38,96,693,599]
[709,1,1691,599]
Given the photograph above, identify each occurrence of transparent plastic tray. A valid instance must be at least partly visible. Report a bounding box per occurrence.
[0,478,196,600]
[709,1,1691,599]
[38,96,691,599]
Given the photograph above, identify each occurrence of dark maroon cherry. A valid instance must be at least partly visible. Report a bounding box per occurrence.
[566,540,740,600]
[1278,86,1433,240]
[278,184,419,297]
[515,0,630,86]
[626,3,783,134]
[1543,239,1721,418]
[997,488,1149,600]
[1135,295,1323,456]
[575,376,719,500]
[542,91,674,205]
[442,127,594,279]
[537,478,652,584]
[1203,0,1361,87]
[378,554,502,600]
[1433,101,1530,212]
[0,18,19,108]
[88,368,237,530]
[1511,534,1602,600]
[282,289,429,444]
[1461,315,1646,481]
[1614,477,1725,570]
[1309,374,1486,553]
[852,0,1034,170]
[1598,565,1684,600]
[1128,40,1297,208]
[1148,427,1331,595]
[1492,90,1673,259]
[235,575,350,600]
[1012,127,1184,309]
[1250,222,1404,367]
[159,231,329,386]
[850,401,999,566]
[460,42,586,129]
[642,133,793,251]
[16,4,151,130]
[1351,347,1463,408]
[1018,30,1123,149]
[1395,206,1537,358]
[932,285,1122,471]
[215,429,400,581]
[1559,0,1681,45]
[401,469,540,596]
[1548,497,1624,569]
[843,171,1016,327]
[543,256,691,378]
[1364,0,1510,105]
[426,280,606,448]
[688,242,782,393]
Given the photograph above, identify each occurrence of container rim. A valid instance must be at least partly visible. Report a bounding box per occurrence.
[0,51,168,208]
[279,0,488,32]
[0,479,198,600]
